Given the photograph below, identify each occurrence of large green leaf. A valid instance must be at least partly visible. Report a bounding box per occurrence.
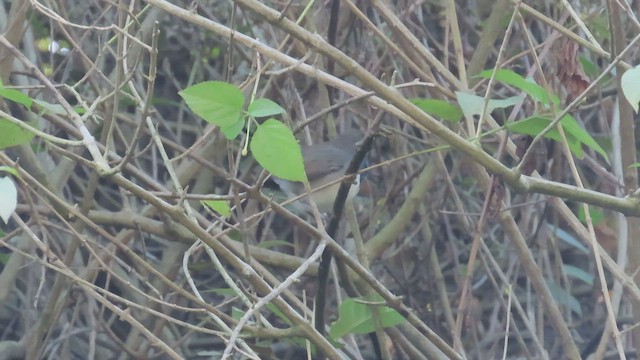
[507,115,607,159]
[329,297,405,340]
[0,80,33,108]
[179,81,244,128]
[560,115,607,159]
[411,98,463,123]
[478,69,559,106]
[250,119,305,182]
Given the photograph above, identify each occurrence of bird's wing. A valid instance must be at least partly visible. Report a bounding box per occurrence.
[301,144,350,182]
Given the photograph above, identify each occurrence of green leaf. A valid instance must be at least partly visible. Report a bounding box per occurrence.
[0,119,35,150]
[0,177,17,224]
[478,69,557,105]
[247,98,285,118]
[559,115,607,159]
[0,252,10,265]
[621,65,640,113]
[577,206,604,225]
[507,116,579,155]
[329,297,405,340]
[579,56,600,78]
[231,306,244,320]
[411,98,463,122]
[209,288,237,296]
[455,92,524,121]
[0,80,33,108]
[0,166,18,177]
[266,303,293,326]
[179,81,244,127]
[562,264,594,286]
[201,199,231,218]
[209,46,221,59]
[257,240,295,249]
[220,119,245,140]
[506,115,607,159]
[250,119,306,182]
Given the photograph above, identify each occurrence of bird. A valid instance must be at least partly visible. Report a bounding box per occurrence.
[274,130,364,213]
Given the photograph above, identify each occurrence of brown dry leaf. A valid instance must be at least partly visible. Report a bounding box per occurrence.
[487,180,505,218]
[514,134,537,175]
[464,295,481,331]
[594,222,617,255]
[513,134,548,176]
[556,40,590,101]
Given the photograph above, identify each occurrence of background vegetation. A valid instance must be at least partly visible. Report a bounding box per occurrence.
[0,0,639,359]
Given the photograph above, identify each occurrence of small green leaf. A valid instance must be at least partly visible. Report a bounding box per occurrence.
[455,92,524,121]
[329,297,405,340]
[562,264,594,286]
[179,81,244,127]
[210,288,237,296]
[202,199,231,218]
[0,166,18,177]
[0,119,35,150]
[577,206,604,225]
[621,65,640,113]
[36,37,52,52]
[266,303,293,326]
[209,47,221,59]
[250,119,305,182]
[247,98,285,118]
[0,252,10,265]
[257,240,295,249]
[579,56,600,78]
[411,98,463,122]
[0,177,17,224]
[0,80,33,108]
[231,306,245,320]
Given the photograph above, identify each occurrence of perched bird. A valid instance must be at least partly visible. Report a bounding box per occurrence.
[274,130,364,213]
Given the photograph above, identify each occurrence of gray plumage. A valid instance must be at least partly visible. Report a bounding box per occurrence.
[274,130,363,213]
